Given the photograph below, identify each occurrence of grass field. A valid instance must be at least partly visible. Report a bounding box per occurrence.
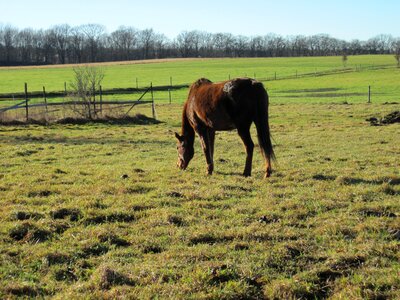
[0,56,399,299]
[1,55,400,105]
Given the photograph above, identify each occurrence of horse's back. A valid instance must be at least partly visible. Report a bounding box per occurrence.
[222,78,268,120]
[186,77,268,130]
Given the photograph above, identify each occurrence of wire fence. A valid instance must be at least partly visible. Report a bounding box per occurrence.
[0,84,156,124]
[0,63,398,124]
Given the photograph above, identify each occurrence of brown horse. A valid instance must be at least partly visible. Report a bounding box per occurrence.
[175,77,275,178]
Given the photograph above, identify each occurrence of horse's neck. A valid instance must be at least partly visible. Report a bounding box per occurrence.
[182,104,195,144]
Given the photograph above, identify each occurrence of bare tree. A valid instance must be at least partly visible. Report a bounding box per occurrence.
[110,26,137,60]
[139,28,155,59]
[69,66,105,119]
[153,33,168,58]
[176,31,195,57]
[70,27,85,63]
[391,38,400,67]
[1,25,18,64]
[2,23,400,65]
[16,28,35,63]
[234,35,249,57]
[40,29,56,64]
[249,36,265,57]
[51,24,71,64]
[79,24,106,62]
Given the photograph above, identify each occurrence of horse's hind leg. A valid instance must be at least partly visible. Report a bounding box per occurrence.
[209,130,215,159]
[237,125,254,177]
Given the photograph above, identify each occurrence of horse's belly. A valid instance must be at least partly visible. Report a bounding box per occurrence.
[195,105,236,130]
[209,119,236,131]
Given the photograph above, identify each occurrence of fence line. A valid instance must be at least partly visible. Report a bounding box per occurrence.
[0,63,394,102]
[0,83,157,123]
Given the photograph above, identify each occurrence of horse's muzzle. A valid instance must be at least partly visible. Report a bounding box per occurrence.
[177,160,187,170]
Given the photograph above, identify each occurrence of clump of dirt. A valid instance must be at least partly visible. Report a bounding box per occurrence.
[367,111,400,126]
[43,253,71,266]
[79,243,109,257]
[50,208,82,222]
[98,233,131,247]
[98,267,135,290]
[83,212,135,225]
[167,215,185,226]
[54,267,78,282]
[9,223,52,243]
[12,211,43,221]
[5,284,45,297]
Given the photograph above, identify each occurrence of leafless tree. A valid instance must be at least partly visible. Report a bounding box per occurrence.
[234,35,249,57]
[69,66,105,119]
[249,36,265,57]
[51,24,71,64]
[1,23,400,65]
[16,28,35,63]
[176,31,195,57]
[79,24,106,62]
[70,27,85,63]
[153,33,168,58]
[1,25,18,64]
[110,26,138,60]
[139,28,155,59]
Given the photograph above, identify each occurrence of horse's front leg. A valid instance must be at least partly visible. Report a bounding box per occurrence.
[198,128,214,175]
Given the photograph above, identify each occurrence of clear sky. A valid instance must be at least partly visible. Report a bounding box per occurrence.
[1,0,399,40]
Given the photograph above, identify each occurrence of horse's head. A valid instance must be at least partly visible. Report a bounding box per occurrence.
[175,132,194,170]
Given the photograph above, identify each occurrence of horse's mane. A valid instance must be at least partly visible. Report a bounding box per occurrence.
[192,78,212,88]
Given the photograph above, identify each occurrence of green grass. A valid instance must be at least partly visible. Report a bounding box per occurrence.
[1,56,347,93]
[0,56,399,298]
[1,55,399,110]
[0,100,399,298]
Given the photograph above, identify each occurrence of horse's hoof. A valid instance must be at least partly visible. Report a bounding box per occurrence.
[264,172,271,178]
[243,172,251,177]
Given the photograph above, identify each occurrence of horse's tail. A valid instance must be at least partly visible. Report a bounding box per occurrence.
[252,81,275,177]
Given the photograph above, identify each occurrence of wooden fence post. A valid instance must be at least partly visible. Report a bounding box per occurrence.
[169,76,172,104]
[151,82,156,119]
[24,83,29,121]
[92,84,96,115]
[43,86,48,120]
[100,85,103,114]
[136,78,138,89]
[368,85,371,103]
[64,82,67,96]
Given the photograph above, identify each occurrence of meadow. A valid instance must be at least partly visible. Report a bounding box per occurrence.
[0,56,399,299]
[1,55,400,105]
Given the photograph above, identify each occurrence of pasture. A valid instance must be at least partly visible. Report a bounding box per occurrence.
[1,55,400,105]
[0,56,399,299]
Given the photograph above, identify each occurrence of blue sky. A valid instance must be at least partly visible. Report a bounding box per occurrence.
[1,0,399,40]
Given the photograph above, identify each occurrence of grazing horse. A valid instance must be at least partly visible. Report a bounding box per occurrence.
[175,77,275,178]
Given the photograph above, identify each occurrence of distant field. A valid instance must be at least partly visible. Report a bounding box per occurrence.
[1,55,400,105]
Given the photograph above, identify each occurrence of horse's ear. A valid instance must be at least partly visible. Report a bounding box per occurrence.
[175,132,184,141]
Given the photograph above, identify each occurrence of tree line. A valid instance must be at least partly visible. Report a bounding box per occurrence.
[1,23,400,66]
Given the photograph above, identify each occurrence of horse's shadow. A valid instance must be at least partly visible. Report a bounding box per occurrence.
[214,171,243,176]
